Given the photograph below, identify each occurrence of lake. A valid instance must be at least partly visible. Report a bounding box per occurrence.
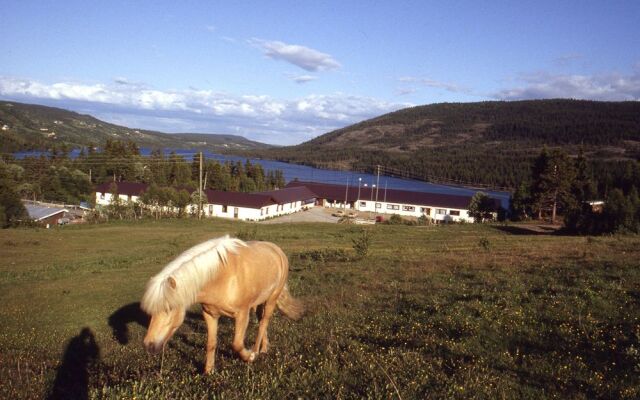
[14,148,511,208]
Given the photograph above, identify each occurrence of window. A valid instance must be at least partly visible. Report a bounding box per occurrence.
[222,205,228,213]
[421,207,431,214]
[386,204,400,210]
[265,207,269,215]
[436,209,446,215]
[402,205,415,211]
[375,203,382,209]
[99,193,105,200]
[360,201,366,207]
[449,210,460,216]
[209,205,213,214]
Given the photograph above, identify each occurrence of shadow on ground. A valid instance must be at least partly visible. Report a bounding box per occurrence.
[108,302,150,345]
[47,327,100,400]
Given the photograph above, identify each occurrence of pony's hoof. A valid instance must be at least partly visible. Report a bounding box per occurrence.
[248,351,257,362]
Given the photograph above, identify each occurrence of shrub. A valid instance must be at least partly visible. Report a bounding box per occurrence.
[479,237,491,251]
[352,229,371,259]
[388,214,403,225]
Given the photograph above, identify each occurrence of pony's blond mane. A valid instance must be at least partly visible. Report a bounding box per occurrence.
[141,235,246,314]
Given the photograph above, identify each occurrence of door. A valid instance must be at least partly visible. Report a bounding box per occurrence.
[234,207,239,219]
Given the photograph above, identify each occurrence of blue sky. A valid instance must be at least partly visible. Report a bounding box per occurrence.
[1,1,639,145]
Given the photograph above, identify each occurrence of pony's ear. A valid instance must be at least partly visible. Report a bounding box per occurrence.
[167,276,177,290]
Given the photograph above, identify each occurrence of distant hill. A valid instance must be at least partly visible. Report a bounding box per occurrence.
[256,99,640,189]
[0,101,273,153]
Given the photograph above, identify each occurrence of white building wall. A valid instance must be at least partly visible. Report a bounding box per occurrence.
[354,200,473,223]
[95,192,140,206]
[203,203,266,221]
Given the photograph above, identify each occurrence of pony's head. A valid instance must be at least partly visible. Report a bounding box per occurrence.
[142,276,186,354]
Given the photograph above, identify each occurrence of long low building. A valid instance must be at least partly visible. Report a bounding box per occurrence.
[286,180,498,223]
[95,181,316,221]
[94,180,497,223]
[203,186,316,221]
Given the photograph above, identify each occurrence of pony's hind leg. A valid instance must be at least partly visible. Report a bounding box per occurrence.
[232,309,256,362]
[253,299,277,354]
[202,311,219,374]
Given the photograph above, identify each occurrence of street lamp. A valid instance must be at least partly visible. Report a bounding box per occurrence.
[357,178,362,210]
[371,184,376,220]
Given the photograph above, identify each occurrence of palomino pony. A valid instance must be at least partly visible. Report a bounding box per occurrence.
[141,235,303,373]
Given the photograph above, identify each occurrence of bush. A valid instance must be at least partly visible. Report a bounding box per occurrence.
[479,237,491,251]
[352,229,371,259]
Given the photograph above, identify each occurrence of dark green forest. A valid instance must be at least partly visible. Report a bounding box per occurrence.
[254,100,640,192]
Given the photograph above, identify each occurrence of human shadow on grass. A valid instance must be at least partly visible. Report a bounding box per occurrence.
[108,302,150,345]
[47,327,100,400]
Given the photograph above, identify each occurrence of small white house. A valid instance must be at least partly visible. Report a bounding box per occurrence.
[95,182,147,206]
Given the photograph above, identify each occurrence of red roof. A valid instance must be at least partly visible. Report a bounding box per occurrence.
[286,180,489,210]
[257,186,316,204]
[205,190,276,208]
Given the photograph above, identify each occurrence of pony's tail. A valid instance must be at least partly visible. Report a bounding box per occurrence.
[277,285,304,320]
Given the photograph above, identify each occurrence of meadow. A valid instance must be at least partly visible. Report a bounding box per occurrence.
[0,219,638,399]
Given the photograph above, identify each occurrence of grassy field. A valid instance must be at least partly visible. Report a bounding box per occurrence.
[0,219,639,399]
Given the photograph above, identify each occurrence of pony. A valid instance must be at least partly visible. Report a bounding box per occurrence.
[141,235,303,373]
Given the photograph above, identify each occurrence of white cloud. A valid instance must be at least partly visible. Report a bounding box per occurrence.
[398,76,470,94]
[286,73,318,84]
[494,68,640,101]
[0,76,405,145]
[249,38,341,72]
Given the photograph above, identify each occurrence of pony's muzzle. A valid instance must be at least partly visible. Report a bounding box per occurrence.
[144,339,162,355]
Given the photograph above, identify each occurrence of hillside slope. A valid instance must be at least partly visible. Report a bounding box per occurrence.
[0,101,272,153]
[257,99,640,188]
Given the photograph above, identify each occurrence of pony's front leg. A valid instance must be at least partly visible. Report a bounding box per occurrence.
[202,311,219,374]
[232,309,256,362]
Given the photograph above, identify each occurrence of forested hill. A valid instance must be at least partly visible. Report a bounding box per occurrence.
[0,101,272,153]
[256,99,640,189]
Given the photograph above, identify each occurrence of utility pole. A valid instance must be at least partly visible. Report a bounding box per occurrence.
[344,178,349,209]
[198,152,203,220]
[384,180,388,203]
[375,165,381,217]
[375,165,381,203]
[357,177,362,210]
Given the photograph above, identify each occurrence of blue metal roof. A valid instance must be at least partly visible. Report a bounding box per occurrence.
[25,204,68,221]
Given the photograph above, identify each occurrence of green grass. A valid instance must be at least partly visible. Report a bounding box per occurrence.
[0,220,639,399]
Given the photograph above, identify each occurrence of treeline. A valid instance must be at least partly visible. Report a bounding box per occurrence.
[308,99,640,147]
[510,147,640,234]
[254,99,640,190]
[0,139,285,226]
